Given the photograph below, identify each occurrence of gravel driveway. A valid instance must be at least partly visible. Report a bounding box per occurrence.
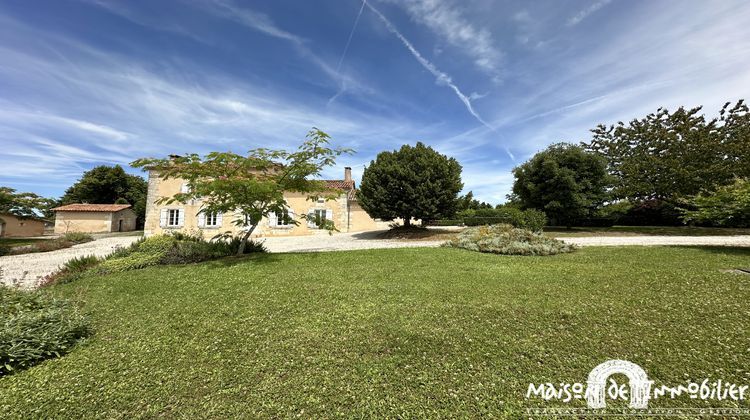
[261,231,750,253]
[559,235,750,247]
[0,236,140,289]
[3,232,748,290]
[262,230,446,253]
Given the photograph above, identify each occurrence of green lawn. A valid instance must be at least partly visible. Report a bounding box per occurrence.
[1,247,749,417]
[546,225,750,237]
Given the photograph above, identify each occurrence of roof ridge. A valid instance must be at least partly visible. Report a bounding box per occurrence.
[51,203,132,212]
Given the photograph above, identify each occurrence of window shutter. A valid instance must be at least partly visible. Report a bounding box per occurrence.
[177,209,185,227]
[180,184,190,194]
[287,209,295,225]
[307,209,316,228]
[197,212,205,228]
[216,212,223,227]
[325,209,333,222]
[268,212,277,227]
[160,209,168,227]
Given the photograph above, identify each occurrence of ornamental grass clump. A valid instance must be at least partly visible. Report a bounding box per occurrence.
[96,234,267,274]
[97,235,177,274]
[445,224,576,256]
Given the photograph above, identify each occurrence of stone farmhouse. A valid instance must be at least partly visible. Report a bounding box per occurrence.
[144,167,381,238]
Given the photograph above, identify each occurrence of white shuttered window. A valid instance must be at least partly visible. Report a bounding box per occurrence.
[160,209,184,227]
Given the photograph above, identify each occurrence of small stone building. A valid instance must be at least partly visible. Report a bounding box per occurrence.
[0,213,46,237]
[52,204,137,234]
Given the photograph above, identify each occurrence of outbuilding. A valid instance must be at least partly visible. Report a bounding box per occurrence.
[52,204,137,234]
[0,213,47,237]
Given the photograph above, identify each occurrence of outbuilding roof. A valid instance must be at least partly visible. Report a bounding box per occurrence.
[51,204,132,212]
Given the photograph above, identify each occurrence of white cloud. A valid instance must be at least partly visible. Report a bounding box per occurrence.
[566,0,613,27]
[205,0,305,44]
[0,14,441,194]
[364,1,493,130]
[395,0,502,78]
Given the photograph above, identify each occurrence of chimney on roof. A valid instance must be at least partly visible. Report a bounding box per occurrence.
[344,167,352,182]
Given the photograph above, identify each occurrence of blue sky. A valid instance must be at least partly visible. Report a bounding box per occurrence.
[1,0,750,203]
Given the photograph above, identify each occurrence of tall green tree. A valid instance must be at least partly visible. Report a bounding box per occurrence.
[132,128,350,254]
[455,191,493,212]
[0,187,54,218]
[357,142,463,226]
[681,178,750,227]
[61,165,147,225]
[512,143,609,227]
[586,100,750,202]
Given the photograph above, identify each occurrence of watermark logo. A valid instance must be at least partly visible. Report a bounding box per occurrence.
[526,359,749,416]
[586,360,650,409]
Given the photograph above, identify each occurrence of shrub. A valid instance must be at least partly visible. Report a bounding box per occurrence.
[6,234,93,256]
[64,255,101,272]
[107,237,146,259]
[0,244,9,257]
[40,255,102,287]
[159,240,226,265]
[0,286,90,375]
[681,178,750,227]
[521,209,548,232]
[223,237,268,255]
[571,217,616,227]
[445,224,576,256]
[425,219,463,226]
[31,239,74,253]
[618,199,682,226]
[95,234,266,275]
[96,235,176,273]
[136,235,177,254]
[97,251,164,273]
[166,230,205,242]
[460,207,547,231]
[62,232,93,243]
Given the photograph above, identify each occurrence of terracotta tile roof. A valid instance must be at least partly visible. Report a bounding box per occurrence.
[324,180,355,190]
[324,180,358,200]
[323,180,358,200]
[51,204,132,212]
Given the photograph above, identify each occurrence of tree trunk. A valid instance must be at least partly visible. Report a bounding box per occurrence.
[403,217,411,228]
[237,223,257,255]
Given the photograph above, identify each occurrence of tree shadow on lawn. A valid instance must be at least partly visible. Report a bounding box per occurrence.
[674,245,750,257]
[202,252,282,269]
[351,227,459,241]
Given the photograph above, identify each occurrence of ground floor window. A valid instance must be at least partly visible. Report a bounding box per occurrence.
[272,208,293,227]
[167,209,180,227]
[308,209,330,228]
[205,212,219,227]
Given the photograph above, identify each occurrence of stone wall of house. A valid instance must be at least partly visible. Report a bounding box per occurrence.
[0,214,46,237]
[143,171,162,237]
[144,174,381,238]
[347,202,382,232]
[54,211,112,234]
[109,209,138,232]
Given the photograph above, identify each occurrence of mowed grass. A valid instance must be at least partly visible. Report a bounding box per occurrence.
[1,247,749,418]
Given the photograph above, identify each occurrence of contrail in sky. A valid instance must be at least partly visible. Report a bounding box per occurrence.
[336,0,366,73]
[363,0,494,131]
